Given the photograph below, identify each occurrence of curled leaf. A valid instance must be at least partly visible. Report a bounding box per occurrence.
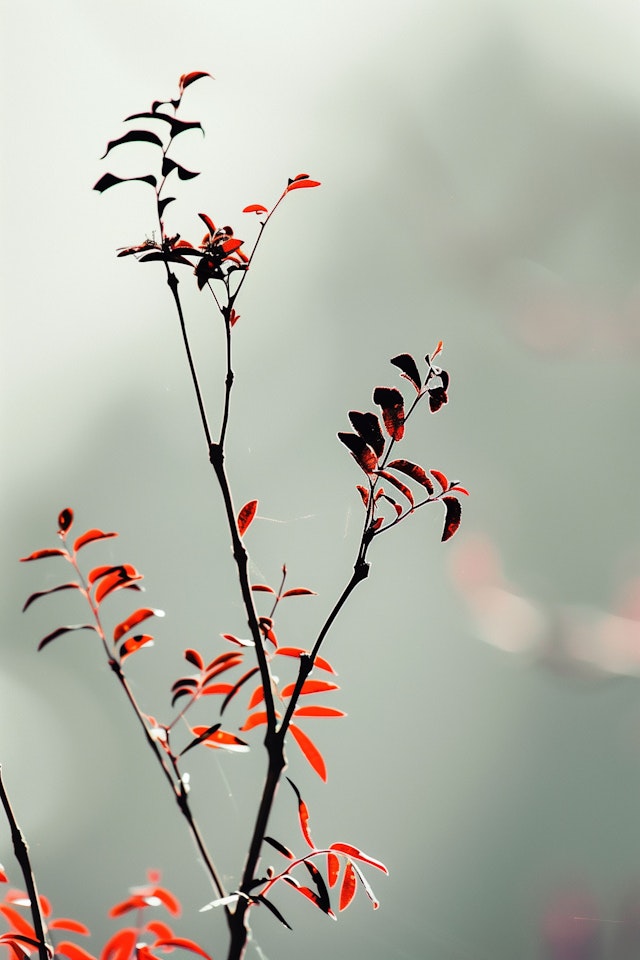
[387,459,434,494]
[329,842,388,874]
[441,496,462,543]
[390,353,421,392]
[179,71,212,93]
[73,528,118,552]
[289,724,327,781]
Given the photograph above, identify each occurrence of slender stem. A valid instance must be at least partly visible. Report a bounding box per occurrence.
[0,766,50,960]
[218,305,234,449]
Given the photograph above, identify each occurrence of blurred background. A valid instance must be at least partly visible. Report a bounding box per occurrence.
[2,1,640,958]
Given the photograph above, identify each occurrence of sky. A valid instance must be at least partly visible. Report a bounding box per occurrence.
[2,2,640,959]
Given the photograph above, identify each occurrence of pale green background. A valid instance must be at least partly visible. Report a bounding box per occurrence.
[2,2,640,958]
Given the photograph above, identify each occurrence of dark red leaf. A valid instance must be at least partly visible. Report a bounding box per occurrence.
[38,623,97,651]
[441,496,462,543]
[376,470,414,506]
[198,213,216,235]
[251,584,275,594]
[372,387,405,440]
[356,484,370,508]
[390,354,421,391]
[381,494,402,517]
[184,648,204,669]
[339,861,357,911]
[179,723,221,757]
[119,634,154,660]
[287,777,315,848]
[281,587,317,598]
[22,581,81,612]
[428,385,448,413]
[337,432,378,474]
[264,837,295,860]
[113,608,163,643]
[254,895,292,930]
[347,411,385,458]
[179,71,211,92]
[220,666,259,714]
[289,724,327,781]
[58,508,74,534]
[387,458,434,493]
[430,469,448,493]
[20,548,68,561]
[237,500,258,536]
[303,860,332,915]
[73,528,118,552]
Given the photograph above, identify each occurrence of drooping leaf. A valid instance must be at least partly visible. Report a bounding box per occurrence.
[198,212,215,235]
[329,843,389,874]
[259,615,278,648]
[281,679,339,699]
[179,71,212,93]
[179,724,221,757]
[263,836,295,860]
[154,938,210,960]
[339,861,357,911]
[376,470,414,506]
[55,942,97,960]
[220,666,259,715]
[22,581,81,612]
[93,173,157,193]
[161,157,199,180]
[247,685,265,710]
[276,647,335,674]
[390,353,421,392]
[243,203,269,215]
[237,500,258,536]
[113,607,163,643]
[428,386,448,413]
[372,387,405,440]
[387,458,434,494]
[240,711,269,732]
[58,508,74,534]
[189,726,249,753]
[119,633,154,660]
[100,130,164,159]
[20,547,68,561]
[254,895,292,930]
[0,906,36,938]
[348,411,385,458]
[303,860,332,915]
[38,623,97,651]
[430,469,448,492]
[441,496,462,543]
[337,432,378,474]
[381,494,402,518]
[281,587,317,598]
[289,724,327,781]
[293,706,345,719]
[73,528,118,552]
[286,777,315,848]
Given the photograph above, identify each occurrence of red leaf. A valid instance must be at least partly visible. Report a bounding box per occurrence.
[247,685,265,710]
[221,238,243,255]
[190,727,249,753]
[276,647,335,674]
[154,939,211,960]
[251,584,275,594]
[178,71,211,93]
[281,679,339,699]
[0,906,36,939]
[264,836,295,860]
[56,943,98,960]
[337,432,378,474]
[179,723,220,756]
[49,919,90,935]
[293,706,345,718]
[449,484,470,496]
[113,608,163,643]
[220,666,259,714]
[327,852,340,888]
[145,922,172,941]
[22,581,82,612]
[339,861,357,911]
[441,496,462,543]
[430,469,448,492]
[390,354,421,392]
[198,213,215,235]
[347,411,385,458]
[242,204,268,214]
[372,387,405,440]
[237,500,258,536]
[200,682,233,696]
[20,548,68,561]
[387,459,434,494]
[95,568,143,605]
[356,485,370,508]
[286,778,314,847]
[286,175,321,191]
[119,634,154,660]
[184,648,204,669]
[73,529,118,552]
[376,470,414,506]
[281,588,317,598]
[329,843,388,874]
[240,711,269,732]
[38,623,97,651]
[101,927,137,960]
[289,724,327,781]
[221,633,254,647]
[58,508,74,534]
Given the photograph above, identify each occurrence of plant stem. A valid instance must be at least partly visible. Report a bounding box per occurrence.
[0,766,50,960]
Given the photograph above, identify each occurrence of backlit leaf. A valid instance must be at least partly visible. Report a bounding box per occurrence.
[339,861,357,911]
[0,906,36,938]
[247,685,265,710]
[376,470,414,506]
[251,584,275,594]
[113,607,163,643]
[58,508,74,533]
[373,387,405,440]
[293,706,345,718]
[441,496,462,543]
[281,679,339,699]
[327,852,340,887]
[264,836,295,860]
[303,861,332,915]
[337,432,378,474]
[390,353,421,391]
[243,204,269,215]
[73,528,118,552]
[289,724,327,781]
[281,587,317,598]
[179,71,211,92]
[237,500,258,536]
[179,723,221,757]
[286,778,314,847]
[220,666,259,714]
[254,895,292,930]
[348,411,385,458]
[329,843,389,874]
[49,919,90,935]
[20,548,68,561]
[430,469,448,492]
[190,726,249,753]
[55,942,97,960]
[154,938,211,960]
[38,623,97,651]
[351,861,380,909]
[119,634,154,660]
[100,130,164,159]
[184,648,204,669]
[387,459,434,493]
[101,927,137,960]
[356,484,370,508]
[240,711,269,732]
[22,581,81,612]
[276,647,335,674]
[286,175,321,191]
[94,567,143,605]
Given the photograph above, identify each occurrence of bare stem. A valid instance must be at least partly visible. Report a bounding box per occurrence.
[0,766,50,960]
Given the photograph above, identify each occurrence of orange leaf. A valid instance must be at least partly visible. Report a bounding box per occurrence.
[247,685,265,710]
[289,724,327,781]
[237,500,258,536]
[190,727,249,753]
[242,204,268,214]
[276,647,336,674]
[154,939,211,960]
[327,852,340,887]
[73,529,118,552]
[329,843,388,874]
[240,711,269,732]
[119,634,154,660]
[339,861,357,911]
[286,778,314,848]
[281,588,317,598]
[0,906,36,939]
[19,548,68,562]
[281,679,339,699]
[49,919,91,935]
[56,943,98,960]
[293,706,345,718]
[101,927,137,960]
[113,608,163,643]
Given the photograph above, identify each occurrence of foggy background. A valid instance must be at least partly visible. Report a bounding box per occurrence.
[2,1,640,958]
